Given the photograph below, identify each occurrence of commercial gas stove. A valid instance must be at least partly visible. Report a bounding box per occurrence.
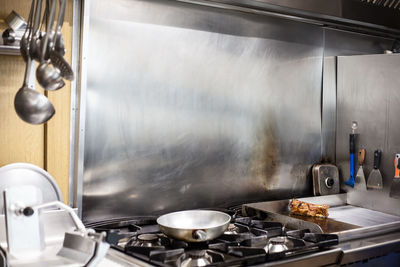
[86,207,340,267]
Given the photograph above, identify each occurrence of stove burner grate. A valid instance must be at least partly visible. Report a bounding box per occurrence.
[90,213,339,267]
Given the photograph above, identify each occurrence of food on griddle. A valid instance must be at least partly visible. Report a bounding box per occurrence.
[289,198,329,218]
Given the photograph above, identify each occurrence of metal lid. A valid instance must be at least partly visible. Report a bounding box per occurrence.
[0,163,63,213]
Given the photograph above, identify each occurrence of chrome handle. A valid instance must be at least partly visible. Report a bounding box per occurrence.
[23,201,86,233]
[192,230,207,241]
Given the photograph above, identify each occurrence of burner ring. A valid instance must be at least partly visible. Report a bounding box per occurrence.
[127,233,163,248]
[187,250,207,258]
[269,236,286,244]
[181,250,213,267]
[267,237,290,254]
[137,233,159,242]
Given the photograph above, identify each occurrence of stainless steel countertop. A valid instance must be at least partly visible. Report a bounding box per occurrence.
[99,194,400,266]
[254,248,343,267]
[241,194,400,266]
[253,231,400,266]
[338,231,400,265]
[99,249,153,267]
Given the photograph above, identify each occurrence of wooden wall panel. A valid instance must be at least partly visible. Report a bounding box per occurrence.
[45,0,73,203]
[0,55,44,167]
[0,0,74,203]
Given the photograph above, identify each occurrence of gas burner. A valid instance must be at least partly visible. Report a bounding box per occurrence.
[179,250,226,267]
[221,223,251,237]
[139,234,161,245]
[181,250,213,267]
[128,234,163,247]
[266,236,306,254]
[217,232,253,244]
[224,223,240,235]
[91,214,339,266]
[266,236,290,253]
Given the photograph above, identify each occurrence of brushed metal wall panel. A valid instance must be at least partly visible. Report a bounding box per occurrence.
[323,28,393,57]
[337,54,400,197]
[320,27,393,164]
[321,56,337,163]
[82,0,324,221]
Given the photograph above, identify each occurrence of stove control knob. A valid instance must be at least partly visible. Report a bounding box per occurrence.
[325,177,334,188]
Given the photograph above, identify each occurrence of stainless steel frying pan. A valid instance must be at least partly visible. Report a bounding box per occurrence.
[157,210,231,242]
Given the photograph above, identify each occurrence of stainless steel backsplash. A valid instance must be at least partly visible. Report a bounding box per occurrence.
[336,54,400,211]
[80,0,392,221]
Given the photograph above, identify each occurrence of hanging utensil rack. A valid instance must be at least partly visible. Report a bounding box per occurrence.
[0,44,20,55]
[0,20,21,56]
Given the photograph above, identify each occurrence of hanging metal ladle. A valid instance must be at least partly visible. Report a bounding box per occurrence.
[50,0,74,81]
[14,58,56,124]
[15,0,55,124]
[36,0,65,91]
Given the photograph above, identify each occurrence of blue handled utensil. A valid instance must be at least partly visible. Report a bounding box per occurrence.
[345,122,357,187]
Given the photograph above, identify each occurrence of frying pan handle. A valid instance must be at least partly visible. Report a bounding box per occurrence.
[192,230,207,241]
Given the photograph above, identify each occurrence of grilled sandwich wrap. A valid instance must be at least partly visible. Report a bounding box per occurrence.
[289,198,329,218]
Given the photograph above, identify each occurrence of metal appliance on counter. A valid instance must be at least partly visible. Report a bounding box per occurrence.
[0,163,63,212]
[244,193,400,264]
[0,186,110,267]
[312,164,340,196]
[0,163,111,266]
[244,194,400,239]
[87,207,341,267]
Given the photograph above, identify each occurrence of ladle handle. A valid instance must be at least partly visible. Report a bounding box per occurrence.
[23,0,35,38]
[32,0,43,34]
[40,0,57,62]
[55,0,66,32]
[23,58,33,86]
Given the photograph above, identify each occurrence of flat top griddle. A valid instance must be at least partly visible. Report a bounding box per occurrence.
[328,205,400,227]
[243,194,400,241]
[282,210,359,234]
